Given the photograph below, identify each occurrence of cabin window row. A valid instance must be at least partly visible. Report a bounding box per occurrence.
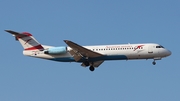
[92,47,143,51]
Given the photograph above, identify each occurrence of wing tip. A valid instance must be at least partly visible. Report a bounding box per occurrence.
[64,40,69,43]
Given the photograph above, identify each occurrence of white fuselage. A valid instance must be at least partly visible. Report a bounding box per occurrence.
[23,43,171,62]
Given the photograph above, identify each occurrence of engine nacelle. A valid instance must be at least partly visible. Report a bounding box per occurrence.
[44,46,67,55]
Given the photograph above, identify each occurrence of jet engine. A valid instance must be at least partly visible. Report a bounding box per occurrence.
[44,46,67,55]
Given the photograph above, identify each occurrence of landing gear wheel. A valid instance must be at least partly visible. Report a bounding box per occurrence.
[84,61,90,66]
[89,66,95,71]
[152,61,156,65]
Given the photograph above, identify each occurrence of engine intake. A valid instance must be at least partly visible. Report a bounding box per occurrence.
[44,46,67,55]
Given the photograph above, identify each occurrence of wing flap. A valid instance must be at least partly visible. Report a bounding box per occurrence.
[93,60,104,67]
[69,49,83,61]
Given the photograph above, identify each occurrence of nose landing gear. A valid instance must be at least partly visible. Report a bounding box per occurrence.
[152,61,156,65]
[152,58,161,65]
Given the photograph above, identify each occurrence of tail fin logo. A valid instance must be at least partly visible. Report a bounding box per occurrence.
[134,45,144,51]
[24,39,32,45]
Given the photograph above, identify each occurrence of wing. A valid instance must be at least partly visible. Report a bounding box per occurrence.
[64,40,104,67]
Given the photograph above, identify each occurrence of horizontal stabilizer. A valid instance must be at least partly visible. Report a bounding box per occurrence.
[5,30,28,37]
[5,30,31,41]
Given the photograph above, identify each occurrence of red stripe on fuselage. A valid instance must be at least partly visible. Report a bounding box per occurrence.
[25,45,44,50]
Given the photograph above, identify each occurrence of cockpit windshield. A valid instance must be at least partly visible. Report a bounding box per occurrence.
[156,45,164,48]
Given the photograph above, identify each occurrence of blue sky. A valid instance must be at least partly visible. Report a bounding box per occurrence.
[0,0,179,101]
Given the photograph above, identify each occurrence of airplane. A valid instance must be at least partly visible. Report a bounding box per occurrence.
[5,30,172,71]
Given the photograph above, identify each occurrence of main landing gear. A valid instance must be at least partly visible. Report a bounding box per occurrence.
[84,61,90,66]
[89,66,95,71]
[83,61,95,71]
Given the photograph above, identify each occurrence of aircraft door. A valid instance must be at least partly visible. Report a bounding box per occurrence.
[148,45,153,53]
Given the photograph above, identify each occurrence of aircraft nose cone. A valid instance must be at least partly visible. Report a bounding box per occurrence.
[166,50,172,56]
